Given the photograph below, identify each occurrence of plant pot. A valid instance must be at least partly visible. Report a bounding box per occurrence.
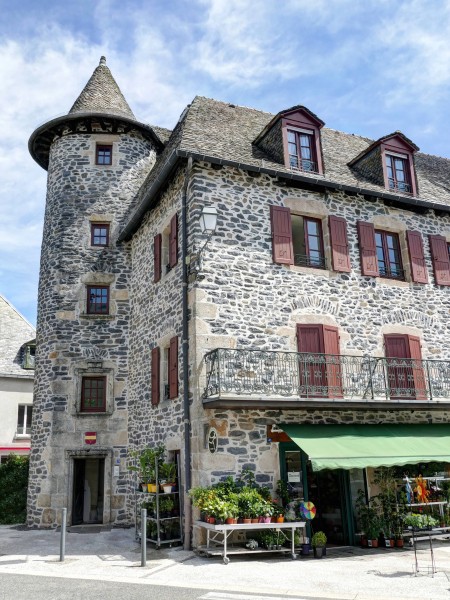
[263,517,272,523]
[276,516,285,523]
[314,546,325,558]
[396,539,404,548]
[206,516,215,524]
[163,484,174,494]
[251,518,259,523]
[271,517,277,523]
[361,537,368,547]
[225,518,234,525]
[301,543,310,555]
[258,516,264,523]
[140,484,147,493]
[371,539,379,548]
[147,483,158,493]
[243,518,252,524]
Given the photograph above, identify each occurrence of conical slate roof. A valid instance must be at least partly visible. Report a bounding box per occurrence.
[69,56,136,119]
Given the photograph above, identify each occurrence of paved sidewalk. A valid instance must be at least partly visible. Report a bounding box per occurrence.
[1,525,450,599]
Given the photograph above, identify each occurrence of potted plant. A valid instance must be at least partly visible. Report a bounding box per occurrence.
[128,445,165,493]
[160,463,177,493]
[312,531,327,558]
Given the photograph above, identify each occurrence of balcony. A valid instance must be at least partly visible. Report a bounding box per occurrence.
[203,348,450,410]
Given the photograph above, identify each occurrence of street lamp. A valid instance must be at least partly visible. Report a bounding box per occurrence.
[199,206,218,235]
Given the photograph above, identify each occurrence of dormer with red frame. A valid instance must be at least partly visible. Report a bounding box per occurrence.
[349,131,419,197]
[254,106,325,175]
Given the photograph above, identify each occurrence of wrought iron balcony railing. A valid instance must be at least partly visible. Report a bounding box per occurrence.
[203,348,450,403]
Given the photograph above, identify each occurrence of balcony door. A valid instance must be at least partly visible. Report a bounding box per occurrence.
[297,324,342,398]
[384,334,426,400]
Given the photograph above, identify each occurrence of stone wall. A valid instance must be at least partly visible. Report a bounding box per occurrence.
[28,129,156,527]
[186,162,450,492]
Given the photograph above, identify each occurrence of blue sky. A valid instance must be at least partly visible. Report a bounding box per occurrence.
[1,0,450,325]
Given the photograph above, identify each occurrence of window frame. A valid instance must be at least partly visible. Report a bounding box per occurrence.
[385,153,412,194]
[291,214,326,269]
[287,128,318,174]
[90,223,110,247]
[380,141,417,196]
[281,111,324,175]
[80,376,107,413]
[86,285,110,315]
[16,404,32,436]
[95,144,113,166]
[374,229,405,281]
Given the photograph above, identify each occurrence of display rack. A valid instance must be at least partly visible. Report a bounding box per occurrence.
[134,460,183,548]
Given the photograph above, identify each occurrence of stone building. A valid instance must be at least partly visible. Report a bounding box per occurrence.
[28,58,450,544]
[0,294,35,462]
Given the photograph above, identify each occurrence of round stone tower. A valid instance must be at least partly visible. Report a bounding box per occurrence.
[28,57,162,527]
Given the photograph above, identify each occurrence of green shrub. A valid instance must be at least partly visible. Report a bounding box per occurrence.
[0,454,29,524]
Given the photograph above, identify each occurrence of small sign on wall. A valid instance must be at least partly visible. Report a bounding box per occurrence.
[85,432,97,445]
[266,424,291,443]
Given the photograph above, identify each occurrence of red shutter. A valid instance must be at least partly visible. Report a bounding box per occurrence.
[407,335,426,400]
[357,221,379,276]
[322,325,342,398]
[296,324,324,353]
[151,347,160,406]
[429,235,450,286]
[169,336,178,399]
[154,234,162,283]
[169,213,178,268]
[270,206,294,265]
[329,216,351,272]
[384,334,426,400]
[406,231,428,283]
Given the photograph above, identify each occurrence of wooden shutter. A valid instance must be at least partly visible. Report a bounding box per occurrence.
[169,336,178,399]
[169,213,178,268]
[151,347,160,406]
[429,235,450,286]
[322,325,343,398]
[329,216,351,272]
[407,335,426,400]
[154,234,162,283]
[357,221,379,276]
[384,334,426,400]
[270,206,294,265]
[296,324,324,353]
[406,230,428,283]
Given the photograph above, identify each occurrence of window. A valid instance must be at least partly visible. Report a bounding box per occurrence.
[291,215,325,268]
[96,144,112,165]
[151,337,178,406]
[375,230,404,280]
[91,223,109,246]
[154,214,178,282]
[17,405,32,435]
[385,154,411,193]
[384,334,426,400]
[297,324,342,398]
[23,343,35,369]
[87,286,109,314]
[271,207,351,272]
[287,129,318,173]
[81,376,106,412]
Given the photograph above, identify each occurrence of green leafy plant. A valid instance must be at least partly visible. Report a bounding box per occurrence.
[160,462,177,483]
[0,454,29,524]
[276,480,290,507]
[128,445,165,483]
[311,531,327,548]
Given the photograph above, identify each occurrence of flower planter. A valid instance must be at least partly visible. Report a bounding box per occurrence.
[251,518,259,523]
[162,484,174,494]
[314,546,325,558]
[301,543,310,555]
[371,539,379,548]
[396,539,404,548]
[243,518,252,524]
[276,516,285,523]
[263,517,272,523]
[147,483,158,493]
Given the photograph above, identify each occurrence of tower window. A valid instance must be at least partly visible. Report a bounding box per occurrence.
[81,376,106,412]
[87,286,110,314]
[91,223,110,246]
[96,144,112,165]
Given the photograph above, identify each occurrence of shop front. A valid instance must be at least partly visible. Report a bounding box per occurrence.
[279,424,450,546]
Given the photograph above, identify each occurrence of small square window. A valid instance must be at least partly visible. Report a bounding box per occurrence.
[292,215,325,268]
[87,286,109,314]
[375,230,404,280]
[96,144,112,166]
[91,223,110,246]
[17,405,33,435]
[81,376,106,412]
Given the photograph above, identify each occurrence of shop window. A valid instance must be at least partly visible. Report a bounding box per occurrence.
[90,223,110,246]
[80,376,107,412]
[296,324,342,398]
[384,334,426,400]
[87,286,109,314]
[96,144,112,165]
[271,207,351,272]
[17,405,32,435]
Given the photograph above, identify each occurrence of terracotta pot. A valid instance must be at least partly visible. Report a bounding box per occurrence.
[361,537,368,547]
[225,518,234,525]
[243,518,252,524]
[371,539,379,548]
[276,516,285,523]
[207,516,215,524]
[251,518,259,523]
[271,517,277,523]
[396,539,404,548]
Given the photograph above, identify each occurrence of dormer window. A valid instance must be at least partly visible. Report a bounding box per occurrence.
[287,129,318,173]
[385,153,411,193]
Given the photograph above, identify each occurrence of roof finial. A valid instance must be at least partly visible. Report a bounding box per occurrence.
[99,56,106,66]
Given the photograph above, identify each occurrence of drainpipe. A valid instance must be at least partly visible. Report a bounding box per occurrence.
[182,156,193,549]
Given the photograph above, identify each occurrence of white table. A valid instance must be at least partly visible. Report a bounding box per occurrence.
[195,520,306,564]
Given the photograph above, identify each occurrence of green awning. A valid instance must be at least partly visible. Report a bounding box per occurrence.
[280,424,450,471]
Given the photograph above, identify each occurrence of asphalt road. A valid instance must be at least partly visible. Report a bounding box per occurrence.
[0,574,337,600]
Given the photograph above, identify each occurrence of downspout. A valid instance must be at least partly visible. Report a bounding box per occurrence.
[182,156,193,549]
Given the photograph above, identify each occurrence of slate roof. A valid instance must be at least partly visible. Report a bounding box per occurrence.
[120,96,450,239]
[69,56,135,119]
[0,295,35,377]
